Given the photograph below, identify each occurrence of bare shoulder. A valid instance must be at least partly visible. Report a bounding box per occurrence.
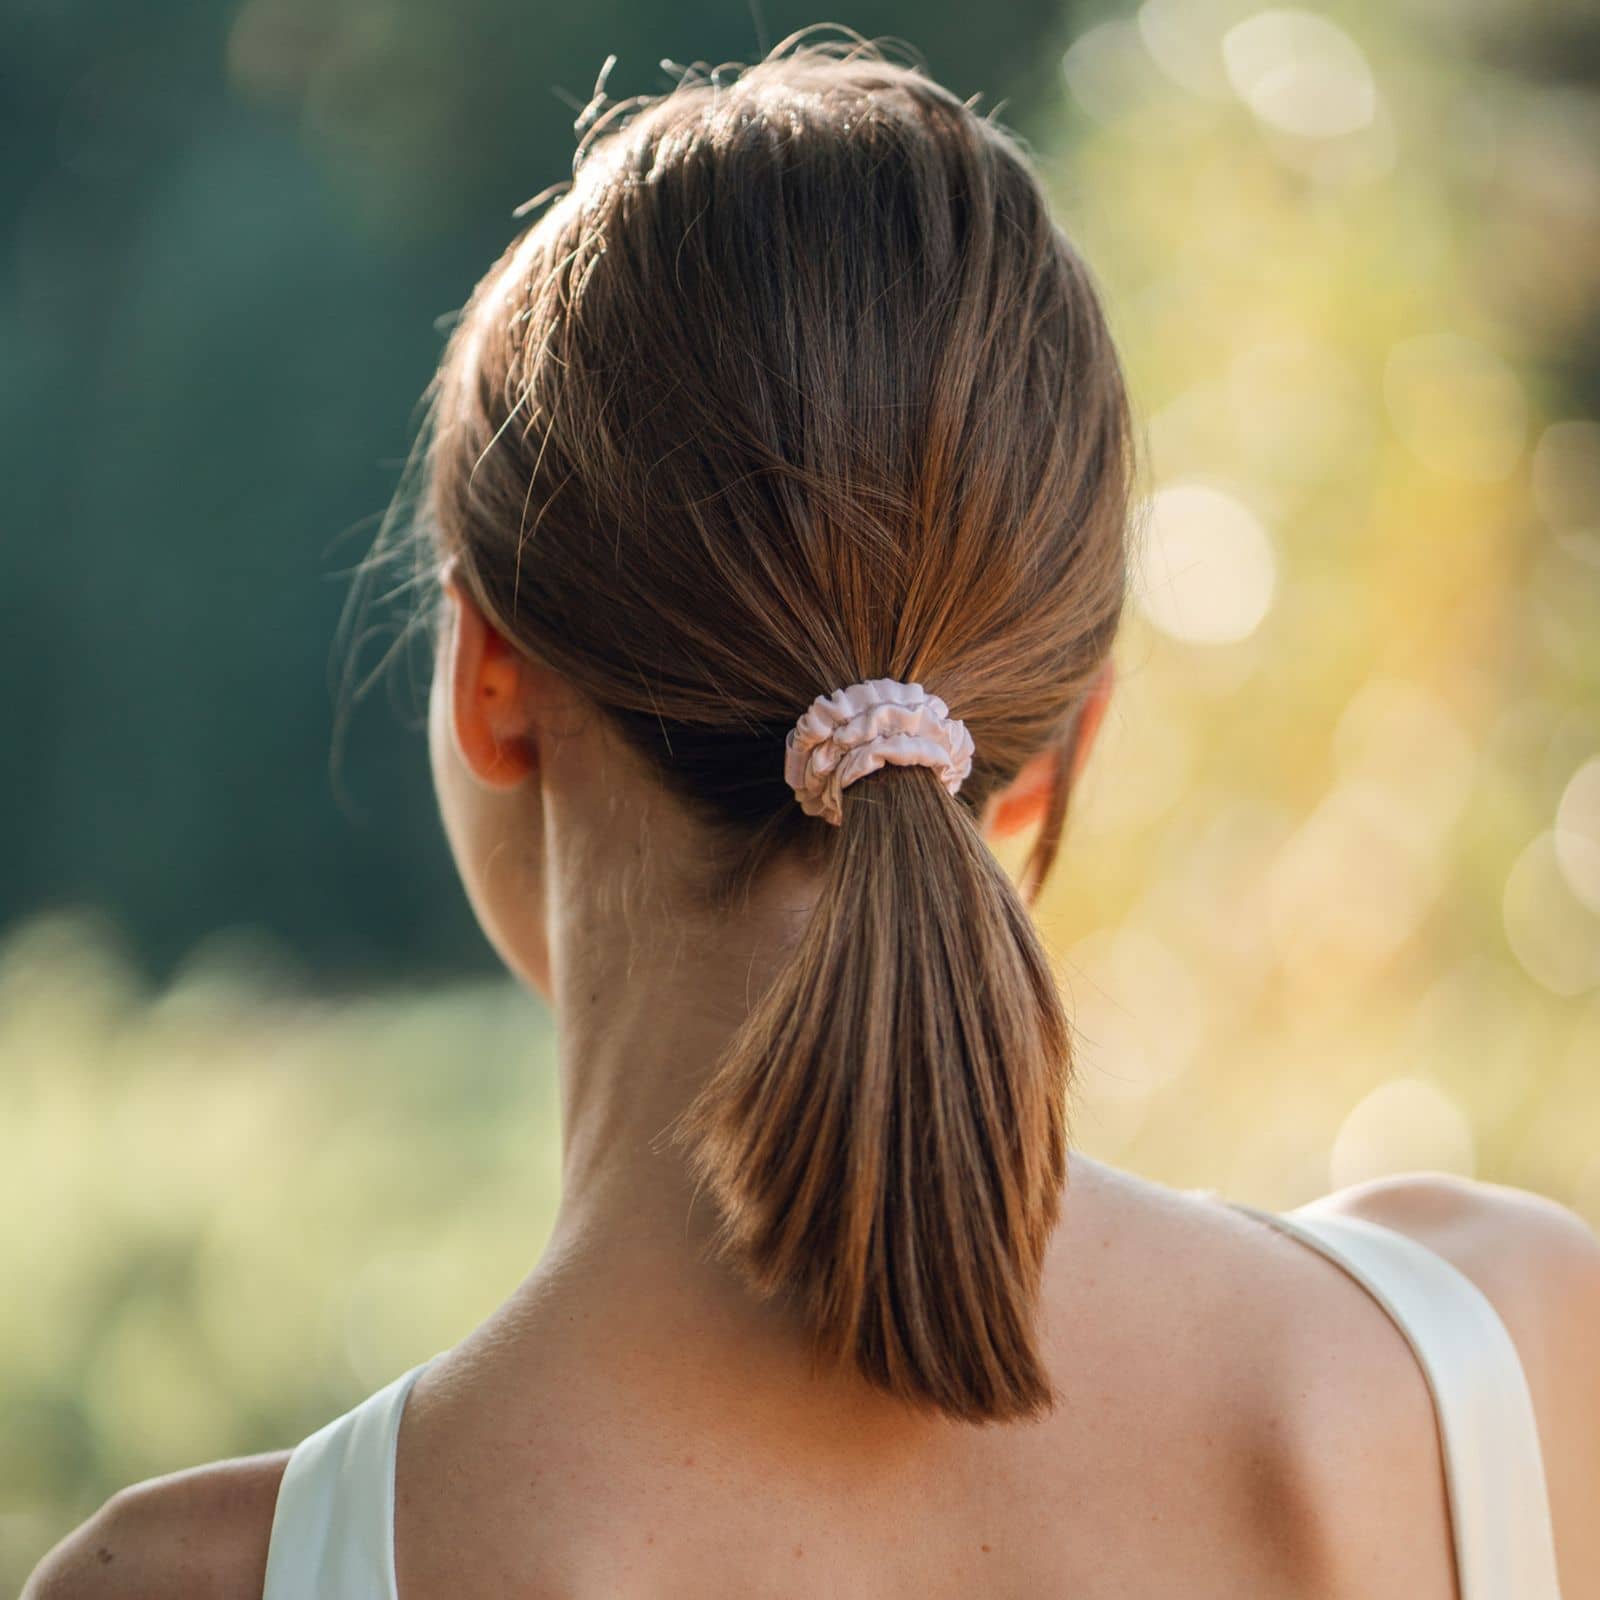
[1318,1168,1600,1304]
[1315,1171,1600,1597]
[22,1452,289,1600]
[1316,1172,1600,1440]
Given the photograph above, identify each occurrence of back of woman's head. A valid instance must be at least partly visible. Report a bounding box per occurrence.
[419,34,1134,1423]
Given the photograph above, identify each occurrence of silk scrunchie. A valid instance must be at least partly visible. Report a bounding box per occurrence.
[783,678,975,827]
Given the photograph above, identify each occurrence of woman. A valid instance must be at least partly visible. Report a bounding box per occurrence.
[28,35,1598,1600]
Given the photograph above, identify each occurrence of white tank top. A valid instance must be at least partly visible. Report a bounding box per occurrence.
[260,1200,1564,1599]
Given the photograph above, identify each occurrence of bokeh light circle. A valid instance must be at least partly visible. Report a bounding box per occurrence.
[1329,1076,1477,1190]
[1133,482,1277,645]
[1503,829,1600,995]
[1555,757,1600,915]
[1222,9,1377,139]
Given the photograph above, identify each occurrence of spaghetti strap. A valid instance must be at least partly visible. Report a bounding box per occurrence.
[258,1207,1565,1599]
[1230,1200,1563,1600]
[261,1359,432,1600]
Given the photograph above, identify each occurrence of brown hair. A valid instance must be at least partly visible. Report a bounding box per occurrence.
[405,33,1133,1423]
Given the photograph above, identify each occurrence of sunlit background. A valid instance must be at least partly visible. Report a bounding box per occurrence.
[3,0,1598,1583]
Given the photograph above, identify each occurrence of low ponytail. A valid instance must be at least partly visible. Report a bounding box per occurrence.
[414,39,1136,1426]
[672,758,1071,1422]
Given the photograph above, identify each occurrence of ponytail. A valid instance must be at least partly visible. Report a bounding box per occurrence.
[672,761,1071,1422]
[418,38,1135,1425]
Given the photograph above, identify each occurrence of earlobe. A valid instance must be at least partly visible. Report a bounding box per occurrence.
[984,658,1116,841]
[444,575,538,790]
[987,745,1059,839]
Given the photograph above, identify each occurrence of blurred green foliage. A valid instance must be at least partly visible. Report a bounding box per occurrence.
[0,912,562,1579]
[5,0,1600,1590]
[3,0,1065,982]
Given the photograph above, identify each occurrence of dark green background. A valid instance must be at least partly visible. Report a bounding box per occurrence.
[3,1,1080,982]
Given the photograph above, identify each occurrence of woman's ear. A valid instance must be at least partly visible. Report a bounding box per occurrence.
[1071,656,1116,785]
[984,658,1116,840]
[442,561,538,790]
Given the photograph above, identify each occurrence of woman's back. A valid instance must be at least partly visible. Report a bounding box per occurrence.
[257,1161,1580,1600]
[27,1160,1596,1597]
[24,35,1599,1600]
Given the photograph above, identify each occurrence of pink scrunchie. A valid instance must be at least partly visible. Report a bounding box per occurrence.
[783,678,976,826]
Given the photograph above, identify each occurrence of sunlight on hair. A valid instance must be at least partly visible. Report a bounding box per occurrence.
[1329,1076,1477,1189]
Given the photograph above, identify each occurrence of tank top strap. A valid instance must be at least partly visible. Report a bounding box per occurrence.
[261,1359,432,1600]
[1231,1200,1563,1600]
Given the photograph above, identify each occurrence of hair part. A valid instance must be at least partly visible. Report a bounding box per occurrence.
[408,29,1135,1423]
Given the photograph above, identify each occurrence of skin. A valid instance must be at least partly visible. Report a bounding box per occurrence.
[25,570,1600,1598]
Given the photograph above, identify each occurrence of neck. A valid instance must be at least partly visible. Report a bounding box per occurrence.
[541,811,821,1270]
[517,763,1102,1421]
